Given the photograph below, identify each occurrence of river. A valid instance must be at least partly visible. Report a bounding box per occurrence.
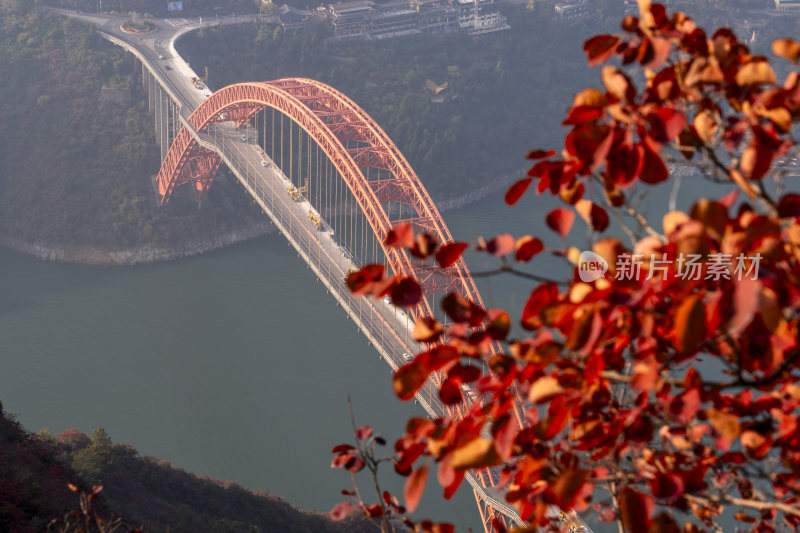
[0,188,566,531]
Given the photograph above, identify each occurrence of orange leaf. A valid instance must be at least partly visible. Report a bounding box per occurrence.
[773,38,800,63]
[404,465,428,513]
[546,469,590,510]
[393,361,429,401]
[505,178,532,206]
[573,88,608,108]
[546,208,575,237]
[673,295,706,354]
[413,316,444,342]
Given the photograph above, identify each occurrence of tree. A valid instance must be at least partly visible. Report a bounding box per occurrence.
[331,1,800,531]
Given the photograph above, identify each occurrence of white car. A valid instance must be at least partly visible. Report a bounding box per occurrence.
[203,92,211,98]
[240,135,247,141]
[260,160,269,167]
[401,352,412,362]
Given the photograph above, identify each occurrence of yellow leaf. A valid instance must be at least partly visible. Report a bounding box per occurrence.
[450,438,500,469]
[707,409,741,441]
[693,110,718,144]
[736,61,776,86]
[772,38,800,63]
[573,88,608,108]
[528,376,563,404]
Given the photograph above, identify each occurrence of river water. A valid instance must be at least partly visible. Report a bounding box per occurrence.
[0,188,561,530]
[0,174,735,531]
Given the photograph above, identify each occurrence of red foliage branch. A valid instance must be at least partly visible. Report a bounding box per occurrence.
[333,2,800,531]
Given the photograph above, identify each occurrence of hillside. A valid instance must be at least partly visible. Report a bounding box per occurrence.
[0,3,263,254]
[0,402,379,532]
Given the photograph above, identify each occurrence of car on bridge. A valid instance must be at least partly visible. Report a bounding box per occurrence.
[261,160,270,167]
[240,134,247,141]
[402,352,412,362]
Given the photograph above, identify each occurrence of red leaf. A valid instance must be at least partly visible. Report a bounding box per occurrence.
[740,142,773,181]
[526,149,556,160]
[647,107,686,143]
[619,487,653,533]
[515,236,544,261]
[365,504,384,517]
[435,242,468,268]
[521,283,559,330]
[330,501,354,521]
[331,444,355,454]
[355,425,373,441]
[486,309,511,340]
[391,277,422,308]
[421,345,460,372]
[546,469,590,510]
[639,142,669,184]
[385,223,414,248]
[410,233,439,259]
[439,377,463,405]
[651,473,686,504]
[486,234,516,256]
[346,264,386,295]
[441,293,486,326]
[405,465,429,513]
[505,178,532,206]
[575,200,610,232]
[778,193,800,218]
[583,34,620,66]
[545,208,575,237]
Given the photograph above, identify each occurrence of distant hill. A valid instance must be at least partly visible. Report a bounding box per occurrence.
[0,402,379,532]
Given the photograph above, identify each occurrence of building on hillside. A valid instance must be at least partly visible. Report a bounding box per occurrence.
[775,0,800,11]
[454,0,510,34]
[371,0,421,38]
[279,5,312,28]
[329,0,374,38]
[554,0,590,21]
[413,0,460,34]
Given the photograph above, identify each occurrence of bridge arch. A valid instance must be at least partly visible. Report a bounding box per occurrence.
[155,78,486,322]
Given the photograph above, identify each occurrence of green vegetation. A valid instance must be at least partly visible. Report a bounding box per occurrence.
[0,403,379,532]
[0,3,262,250]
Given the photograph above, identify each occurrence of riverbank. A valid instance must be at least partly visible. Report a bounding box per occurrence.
[0,171,520,266]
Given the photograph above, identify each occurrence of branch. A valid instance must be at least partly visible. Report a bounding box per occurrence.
[683,493,800,519]
[470,264,568,285]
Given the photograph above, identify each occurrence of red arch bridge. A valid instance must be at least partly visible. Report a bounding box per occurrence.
[156,78,528,532]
